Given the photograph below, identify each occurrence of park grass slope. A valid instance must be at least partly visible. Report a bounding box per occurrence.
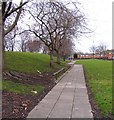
[3,51,67,95]
[5,51,66,73]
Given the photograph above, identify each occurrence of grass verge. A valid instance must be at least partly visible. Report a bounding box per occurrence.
[76,59,112,116]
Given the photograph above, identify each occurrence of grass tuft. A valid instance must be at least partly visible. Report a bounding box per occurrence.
[3,80,44,95]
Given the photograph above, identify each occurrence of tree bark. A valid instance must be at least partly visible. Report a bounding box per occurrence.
[11,45,14,52]
[63,55,66,61]
[1,11,5,71]
[0,9,3,74]
[0,9,2,119]
[62,53,66,61]
[57,51,60,64]
[50,50,54,68]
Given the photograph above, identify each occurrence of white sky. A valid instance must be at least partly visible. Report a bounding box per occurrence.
[72,0,113,53]
[13,0,113,53]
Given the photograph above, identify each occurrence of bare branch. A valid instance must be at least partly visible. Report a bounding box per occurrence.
[6,0,29,18]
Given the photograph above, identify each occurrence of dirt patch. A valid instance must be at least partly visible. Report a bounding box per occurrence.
[3,71,55,86]
[2,71,56,119]
[2,66,71,119]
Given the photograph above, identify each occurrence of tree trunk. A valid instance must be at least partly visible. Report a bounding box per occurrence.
[0,10,3,74]
[57,51,60,64]
[1,14,5,71]
[2,28,5,71]
[93,53,94,59]
[11,45,14,51]
[50,50,54,68]
[63,54,66,61]
[0,10,2,119]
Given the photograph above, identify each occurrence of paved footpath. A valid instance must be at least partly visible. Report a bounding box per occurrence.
[27,63,93,119]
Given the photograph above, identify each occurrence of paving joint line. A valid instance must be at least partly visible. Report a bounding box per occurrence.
[46,73,71,119]
[56,64,74,83]
[70,72,77,119]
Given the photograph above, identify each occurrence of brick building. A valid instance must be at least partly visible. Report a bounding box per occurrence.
[77,49,114,60]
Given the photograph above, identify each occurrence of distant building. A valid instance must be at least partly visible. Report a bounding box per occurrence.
[77,49,114,60]
[105,49,114,60]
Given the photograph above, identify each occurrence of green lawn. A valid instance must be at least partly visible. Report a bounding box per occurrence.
[5,51,66,73]
[76,59,112,116]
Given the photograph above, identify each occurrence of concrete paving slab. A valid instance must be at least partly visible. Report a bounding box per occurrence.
[75,88,88,97]
[72,109,93,118]
[27,84,65,118]
[27,64,93,119]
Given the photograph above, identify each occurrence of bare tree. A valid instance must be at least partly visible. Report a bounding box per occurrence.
[26,1,65,67]
[19,31,31,52]
[5,26,18,51]
[60,38,74,61]
[50,2,86,64]
[90,45,96,58]
[26,0,87,66]
[26,40,43,52]
[2,0,29,68]
[95,43,107,58]
[42,44,49,54]
[2,0,29,36]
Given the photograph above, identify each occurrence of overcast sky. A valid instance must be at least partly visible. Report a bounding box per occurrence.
[72,0,113,53]
[14,0,113,53]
